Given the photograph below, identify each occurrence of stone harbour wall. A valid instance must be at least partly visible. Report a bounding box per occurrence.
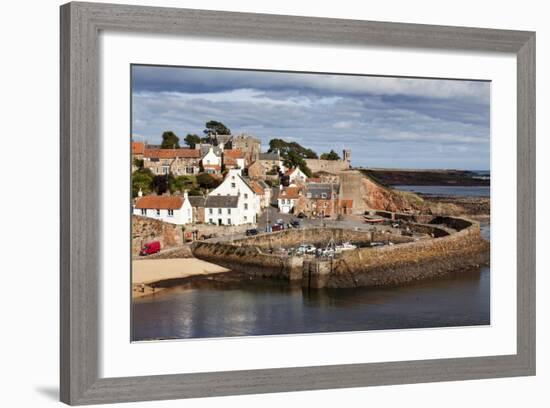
[191,241,304,281]
[233,227,414,249]
[326,220,489,288]
[192,215,490,289]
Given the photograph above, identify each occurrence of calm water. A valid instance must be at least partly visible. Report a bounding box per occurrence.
[393,185,490,197]
[132,224,490,341]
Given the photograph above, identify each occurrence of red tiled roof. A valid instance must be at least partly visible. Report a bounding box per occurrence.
[250,181,264,195]
[204,164,221,171]
[132,141,145,155]
[144,148,201,159]
[223,149,244,159]
[279,186,302,199]
[135,195,184,210]
[223,157,238,166]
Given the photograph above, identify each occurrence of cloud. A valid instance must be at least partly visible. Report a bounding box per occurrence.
[131,65,490,170]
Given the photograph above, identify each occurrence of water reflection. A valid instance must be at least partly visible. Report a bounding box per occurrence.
[132,266,489,341]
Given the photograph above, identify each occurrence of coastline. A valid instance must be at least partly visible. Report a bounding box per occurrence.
[132,258,230,299]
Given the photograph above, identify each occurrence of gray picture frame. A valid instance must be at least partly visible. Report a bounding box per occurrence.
[60,2,536,405]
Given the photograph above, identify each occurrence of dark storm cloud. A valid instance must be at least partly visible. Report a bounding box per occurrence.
[131,65,490,170]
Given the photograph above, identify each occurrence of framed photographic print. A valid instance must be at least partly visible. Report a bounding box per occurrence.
[60,2,535,405]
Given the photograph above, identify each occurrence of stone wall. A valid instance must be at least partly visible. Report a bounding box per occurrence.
[326,220,489,288]
[233,227,414,249]
[192,215,489,289]
[191,241,303,281]
[305,158,349,174]
[132,215,183,256]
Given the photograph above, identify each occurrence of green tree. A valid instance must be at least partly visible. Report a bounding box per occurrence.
[268,138,318,159]
[152,174,173,195]
[283,151,312,177]
[320,150,341,160]
[204,120,231,136]
[170,175,196,193]
[131,168,154,197]
[196,173,221,190]
[160,131,180,149]
[184,134,201,148]
[133,158,144,170]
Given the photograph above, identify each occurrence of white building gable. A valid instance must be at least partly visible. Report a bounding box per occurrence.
[209,169,260,224]
[133,191,193,225]
[202,146,221,166]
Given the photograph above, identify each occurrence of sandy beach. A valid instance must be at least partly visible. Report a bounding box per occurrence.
[132,258,230,298]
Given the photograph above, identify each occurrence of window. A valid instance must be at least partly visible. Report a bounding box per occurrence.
[231,175,235,180]
[231,183,236,188]
[140,209,147,215]
[218,208,222,214]
[168,209,174,216]
[156,209,161,216]
[227,219,231,225]
[209,218,213,224]
[244,216,248,221]
[244,203,248,210]
[244,193,248,199]
[228,208,231,214]
[321,193,327,198]
[209,208,213,214]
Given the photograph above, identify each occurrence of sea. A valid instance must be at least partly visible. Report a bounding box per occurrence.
[132,221,490,341]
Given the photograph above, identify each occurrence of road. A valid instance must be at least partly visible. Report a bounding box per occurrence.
[210,206,398,243]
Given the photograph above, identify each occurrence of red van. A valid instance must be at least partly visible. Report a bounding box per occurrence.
[140,241,161,256]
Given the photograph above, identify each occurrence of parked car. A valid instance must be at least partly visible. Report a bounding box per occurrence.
[271,224,284,232]
[276,218,284,225]
[140,241,161,256]
[245,228,259,236]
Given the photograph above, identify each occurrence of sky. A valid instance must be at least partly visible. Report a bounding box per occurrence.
[131,65,490,170]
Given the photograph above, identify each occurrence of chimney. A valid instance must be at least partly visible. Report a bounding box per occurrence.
[183,190,189,201]
[138,188,143,197]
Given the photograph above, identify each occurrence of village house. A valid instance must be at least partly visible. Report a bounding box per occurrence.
[133,191,193,225]
[201,146,222,174]
[204,195,240,226]
[246,160,266,180]
[258,151,284,174]
[253,179,272,209]
[142,148,201,175]
[232,133,261,164]
[284,167,308,185]
[132,141,145,172]
[302,183,339,218]
[208,169,260,224]
[277,185,303,214]
[222,149,246,170]
[187,195,206,224]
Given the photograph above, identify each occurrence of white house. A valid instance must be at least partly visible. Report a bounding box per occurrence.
[277,186,302,214]
[133,191,193,225]
[208,169,260,224]
[202,146,222,174]
[204,195,240,226]
[285,167,308,185]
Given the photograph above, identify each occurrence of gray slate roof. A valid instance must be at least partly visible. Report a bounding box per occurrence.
[306,183,338,199]
[205,195,239,208]
[188,196,206,207]
[259,152,280,161]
